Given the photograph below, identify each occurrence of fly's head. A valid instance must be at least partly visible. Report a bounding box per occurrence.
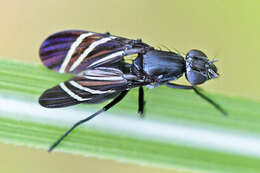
[185,49,219,85]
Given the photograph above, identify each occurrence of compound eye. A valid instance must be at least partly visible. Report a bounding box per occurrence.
[185,49,210,85]
[186,49,207,59]
[186,70,207,85]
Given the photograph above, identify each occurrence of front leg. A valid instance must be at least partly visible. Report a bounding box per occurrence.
[165,82,227,116]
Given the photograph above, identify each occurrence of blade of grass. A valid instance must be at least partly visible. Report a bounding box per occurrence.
[0,58,260,173]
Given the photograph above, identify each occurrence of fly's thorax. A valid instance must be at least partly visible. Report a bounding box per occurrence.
[131,49,185,83]
[185,49,219,85]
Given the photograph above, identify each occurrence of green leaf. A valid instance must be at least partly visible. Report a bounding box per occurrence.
[0,58,260,173]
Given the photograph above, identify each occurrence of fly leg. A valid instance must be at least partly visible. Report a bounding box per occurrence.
[48,90,129,152]
[138,86,145,118]
[165,82,227,116]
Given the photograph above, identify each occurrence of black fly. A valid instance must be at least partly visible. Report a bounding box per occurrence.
[39,30,227,152]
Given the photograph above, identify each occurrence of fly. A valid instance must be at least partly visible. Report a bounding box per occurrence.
[38,30,227,152]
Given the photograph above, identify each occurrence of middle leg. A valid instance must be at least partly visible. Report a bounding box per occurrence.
[138,86,145,117]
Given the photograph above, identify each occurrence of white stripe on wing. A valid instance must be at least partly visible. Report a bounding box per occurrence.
[59,32,95,73]
[69,36,117,72]
[88,50,125,68]
[83,75,124,81]
[69,81,115,94]
[59,82,91,101]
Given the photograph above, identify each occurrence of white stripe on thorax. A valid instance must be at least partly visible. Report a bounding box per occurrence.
[69,81,115,94]
[69,36,117,72]
[88,50,125,68]
[59,32,95,73]
[59,83,90,101]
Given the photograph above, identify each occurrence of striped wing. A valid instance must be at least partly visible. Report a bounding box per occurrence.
[39,68,129,108]
[39,30,147,74]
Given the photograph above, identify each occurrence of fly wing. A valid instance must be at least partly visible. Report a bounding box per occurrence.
[39,68,129,108]
[39,30,149,74]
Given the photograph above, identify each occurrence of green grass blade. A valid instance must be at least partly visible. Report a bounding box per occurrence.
[0,58,260,173]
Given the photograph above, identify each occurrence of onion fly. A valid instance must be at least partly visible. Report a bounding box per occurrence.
[38,30,227,152]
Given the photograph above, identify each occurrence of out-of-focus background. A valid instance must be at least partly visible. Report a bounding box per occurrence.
[0,0,259,172]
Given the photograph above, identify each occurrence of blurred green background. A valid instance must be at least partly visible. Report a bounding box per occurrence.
[0,0,259,172]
